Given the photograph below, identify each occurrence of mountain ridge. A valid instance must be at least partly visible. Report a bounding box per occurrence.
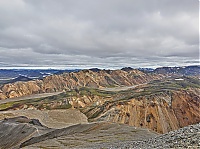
[0,69,164,100]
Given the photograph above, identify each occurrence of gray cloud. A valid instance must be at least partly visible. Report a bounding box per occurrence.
[0,0,199,69]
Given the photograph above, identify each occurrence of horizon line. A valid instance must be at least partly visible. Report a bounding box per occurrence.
[0,64,199,70]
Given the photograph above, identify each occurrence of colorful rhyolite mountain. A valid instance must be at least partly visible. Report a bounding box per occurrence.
[0,66,199,134]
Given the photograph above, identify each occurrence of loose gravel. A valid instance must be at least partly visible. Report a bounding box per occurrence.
[91,123,200,149]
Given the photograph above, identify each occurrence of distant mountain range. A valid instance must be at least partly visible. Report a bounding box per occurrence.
[0,69,80,84]
[154,65,200,76]
[138,65,200,76]
[0,69,80,79]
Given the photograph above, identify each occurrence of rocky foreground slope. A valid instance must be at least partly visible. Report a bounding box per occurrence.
[0,116,199,149]
[0,69,164,99]
[93,123,200,149]
[0,116,157,149]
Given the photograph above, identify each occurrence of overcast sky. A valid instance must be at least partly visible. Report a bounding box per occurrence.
[0,0,199,69]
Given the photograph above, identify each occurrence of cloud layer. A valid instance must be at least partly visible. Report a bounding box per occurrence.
[0,0,199,69]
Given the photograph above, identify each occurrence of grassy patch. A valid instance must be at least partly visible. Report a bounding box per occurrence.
[78,87,115,97]
[0,102,17,110]
[55,104,72,109]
